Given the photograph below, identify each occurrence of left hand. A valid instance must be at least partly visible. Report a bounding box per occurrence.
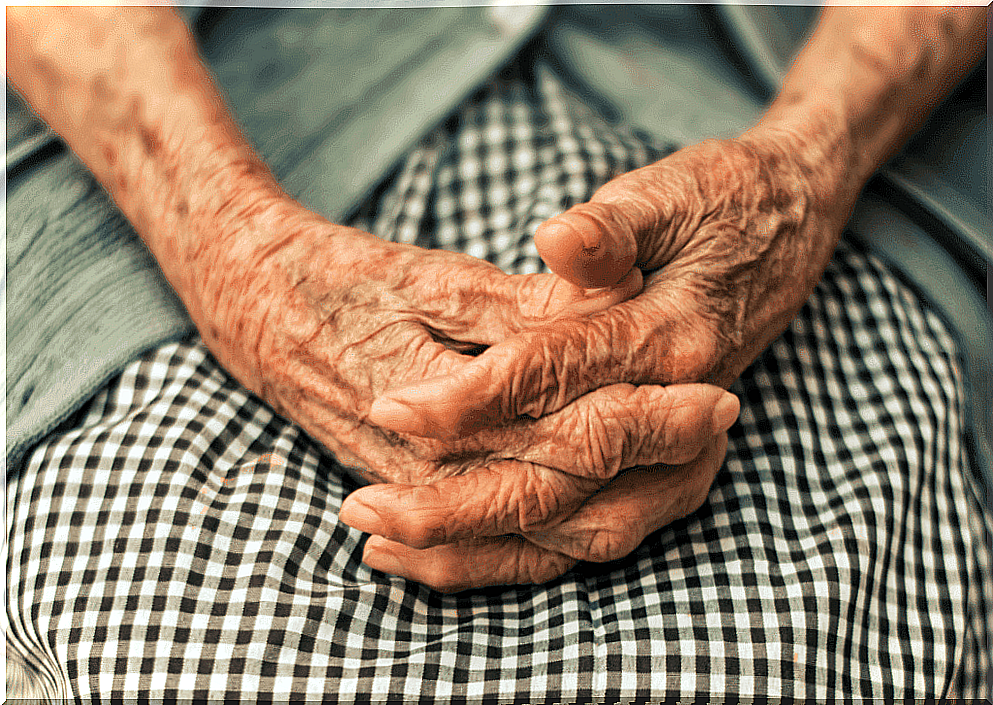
[364,126,851,438]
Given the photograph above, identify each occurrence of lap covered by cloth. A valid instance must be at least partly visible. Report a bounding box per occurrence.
[7,58,993,701]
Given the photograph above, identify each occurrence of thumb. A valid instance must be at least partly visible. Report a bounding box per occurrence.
[534,156,683,289]
[534,200,640,289]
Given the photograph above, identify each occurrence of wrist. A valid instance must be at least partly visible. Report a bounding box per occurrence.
[184,197,369,375]
[179,190,314,393]
[742,108,862,230]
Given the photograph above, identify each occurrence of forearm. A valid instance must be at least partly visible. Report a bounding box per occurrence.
[6,7,286,322]
[749,6,986,210]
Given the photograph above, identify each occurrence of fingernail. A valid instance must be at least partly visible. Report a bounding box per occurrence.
[576,221,602,251]
[542,219,600,251]
[340,498,383,534]
[713,392,740,433]
[363,545,403,576]
[369,395,456,439]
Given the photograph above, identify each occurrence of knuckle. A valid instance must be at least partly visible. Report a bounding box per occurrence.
[514,489,555,534]
[507,332,569,419]
[397,485,450,549]
[400,515,447,550]
[592,308,651,382]
[655,408,706,467]
[560,508,642,564]
[520,545,575,586]
[670,465,717,520]
[671,486,709,523]
[578,401,623,479]
[420,547,473,593]
[511,466,567,533]
[509,543,538,585]
[423,564,464,593]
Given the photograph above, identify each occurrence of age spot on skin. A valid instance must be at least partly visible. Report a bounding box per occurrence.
[102,144,118,168]
[139,124,161,156]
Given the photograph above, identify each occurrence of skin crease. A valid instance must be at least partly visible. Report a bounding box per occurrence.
[7,6,738,591]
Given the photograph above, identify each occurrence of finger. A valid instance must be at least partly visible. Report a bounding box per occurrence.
[360,534,579,593]
[367,316,631,440]
[533,201,640,289]
[488,383,739,479]
[340,460,602,549]
[358,434,725,590]
[526,266,643,320]
[367,293,720,440]
[430,266,643,347]
[524,434,728,563]
[341,387,737,547]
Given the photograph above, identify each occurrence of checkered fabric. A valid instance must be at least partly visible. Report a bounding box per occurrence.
[7,65,992,700]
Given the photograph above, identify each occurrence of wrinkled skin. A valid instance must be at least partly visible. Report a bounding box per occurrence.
[191,203,739,590]
[355,127,849,590]
[352,434,729,592]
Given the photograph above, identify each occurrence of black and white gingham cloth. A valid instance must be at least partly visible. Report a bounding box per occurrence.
[7,66,992,700]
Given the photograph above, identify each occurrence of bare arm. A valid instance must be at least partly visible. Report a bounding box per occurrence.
[7,7,288,386]
[754,6,988,212]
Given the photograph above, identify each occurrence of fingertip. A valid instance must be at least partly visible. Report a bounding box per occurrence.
[363,534,390,553]
[712,392,740,434]
[588,265,644,302]
[533,220,585,286]
[340,488,392,535]
[535,215,635,290]
[362,536,404,576]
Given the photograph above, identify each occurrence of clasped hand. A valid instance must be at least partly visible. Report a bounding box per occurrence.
[348,130,846,591]
[194,203,736,592]
[200,130,838,592]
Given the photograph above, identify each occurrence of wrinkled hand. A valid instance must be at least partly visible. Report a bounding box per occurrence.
[344,431,730,592]
[197,202,648,485]
[367,128,847,436]
[192,201,738,591]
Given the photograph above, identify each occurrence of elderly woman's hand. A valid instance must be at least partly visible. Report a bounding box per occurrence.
[362,2,989,438]
[187,200,738,593]
[194,200,662,484]
[363,127,851,438]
